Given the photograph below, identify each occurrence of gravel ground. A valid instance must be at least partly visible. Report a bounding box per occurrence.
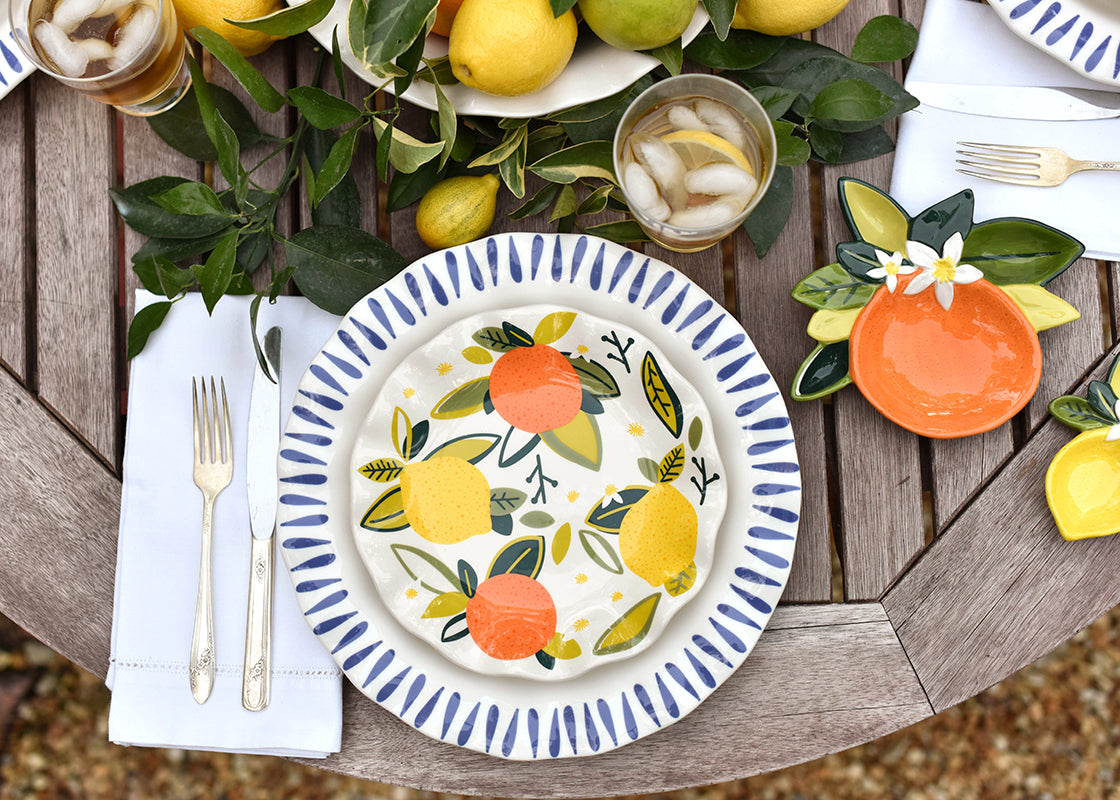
[0,607,1116,800]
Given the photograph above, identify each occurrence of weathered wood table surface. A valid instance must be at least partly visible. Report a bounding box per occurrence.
[2,0,1119,795]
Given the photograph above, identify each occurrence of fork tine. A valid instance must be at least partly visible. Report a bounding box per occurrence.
[192,377,201,462]
[955,149,1039,166]
[219,377,231,464]
[955,158,1039,177]
[956,141,1043,156]
[955,167,1039,187]
[202,377,214,464]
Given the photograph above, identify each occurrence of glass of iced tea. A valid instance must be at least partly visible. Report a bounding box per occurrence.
[613,74,777,253]
[9,0,191,116]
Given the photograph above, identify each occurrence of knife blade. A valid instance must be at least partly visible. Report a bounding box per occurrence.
[908,81,1120,121]
[243,325,282,712]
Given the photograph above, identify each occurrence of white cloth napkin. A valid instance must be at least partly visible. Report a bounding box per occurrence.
[108,290,345,758]
[890,0,1120,262]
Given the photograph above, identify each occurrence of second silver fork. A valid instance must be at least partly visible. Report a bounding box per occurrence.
[190,376,233,704]
[956,141,1120,187]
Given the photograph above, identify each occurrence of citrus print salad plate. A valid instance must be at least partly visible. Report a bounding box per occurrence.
[349,307,726,681]
[275,233,801,759]
[791,179,1084,439]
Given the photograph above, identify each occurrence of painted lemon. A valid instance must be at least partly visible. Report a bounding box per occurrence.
[618,483,698,586]
[1045,427,1120,541]
[466,573,557,660]
[399,457,492,544]
[448,0,577,96]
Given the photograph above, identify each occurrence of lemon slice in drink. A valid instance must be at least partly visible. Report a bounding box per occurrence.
[661,130,754,175]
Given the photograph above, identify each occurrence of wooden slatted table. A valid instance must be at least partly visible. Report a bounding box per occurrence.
[2,1,1119,794]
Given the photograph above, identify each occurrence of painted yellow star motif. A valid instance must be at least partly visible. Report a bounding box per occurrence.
[575,573,588,584]
[404,588,418,599]
[573,619,590,631]
[436,362,454,376]
[576,344,589,355]
[627,422,645,437]
[567,490,580,503]
[403,387,416,398]
[610,591,623,602]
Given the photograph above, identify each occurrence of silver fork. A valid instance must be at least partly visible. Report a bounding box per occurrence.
[956,141,1120,187]
[190,376,233,704]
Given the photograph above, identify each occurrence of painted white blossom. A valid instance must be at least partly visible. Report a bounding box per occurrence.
[1107,400,1120,442]
[902,231,983,310]
[601,483,624,508]
[867,249,915,293]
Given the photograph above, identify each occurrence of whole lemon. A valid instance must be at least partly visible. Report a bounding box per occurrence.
[448,0,577,96]
[172,0,285,56]
[400,457,492,545]
[618,484,698,587]
[578,0,697,52]
[730,0,850,35]
[415,174,500,250]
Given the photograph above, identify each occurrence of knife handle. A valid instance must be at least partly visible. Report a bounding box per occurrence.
[242,535,273,711]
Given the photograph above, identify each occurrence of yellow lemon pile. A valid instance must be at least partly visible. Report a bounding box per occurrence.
[731,0,850,35]
[172,0,284,56]
[448,0,577,97]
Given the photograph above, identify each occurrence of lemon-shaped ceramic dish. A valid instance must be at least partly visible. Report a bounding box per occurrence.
[349,306,725,680]
[1046,427,1120,540]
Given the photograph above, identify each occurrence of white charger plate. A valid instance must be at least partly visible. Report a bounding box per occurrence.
[275,233,801,760]
[988,0,1120,87]
[294,0,709,117]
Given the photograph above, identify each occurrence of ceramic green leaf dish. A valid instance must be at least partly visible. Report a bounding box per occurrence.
[1046,354,1120,541]
[791,178,1085,439]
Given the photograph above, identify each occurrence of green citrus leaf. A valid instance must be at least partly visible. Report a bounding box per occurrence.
[593,593,661,655]
[360,486,409,531]
[422,592,469,618]
[552,523,571,564]
[430,378,491,419]
[1049,395,1114,432]
[791,263,877,310]
[791,341,852,401]
[658,444,686,483]
[520,511,555,529]
[490,487,528,516]
[539,411,602,470]
[427,432,501,463]
[584,486,649,533]
[357,457,405,482]
[487,536,545,579]
[664,562,697,596]
[579,529,624,574]
[642,352,684,437]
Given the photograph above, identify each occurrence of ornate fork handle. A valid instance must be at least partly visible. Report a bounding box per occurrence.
[1076,160,1120,172]
[189,492,217,703]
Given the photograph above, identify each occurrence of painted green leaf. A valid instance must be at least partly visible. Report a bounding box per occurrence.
[642,352,684,437]
[487,535,545,579]
[909,189,974,253]
[390,543,461,594]
[535,650,557,670]
[533,311,577,345]
[1087,380,1120,421]
[540,411,602,470]
[837,241,889,282]
[472,327,522,352]
[503,321,535,347]
[520,510,555,529]
[688,417,703,451]
[357,457,405,482]
[658,444,686,484]
[1001,284,1080,332]
[1110,356,1120,397]
[807,307,861,344]
[792,341,852,401]
[490,487,528,516]
[1049,395,1114,432]
[431,378,490,419]
[391,407,412,460]
[441,612,470,643]
[426,433,501,463]
[792,263,878,310]
[961,218,1084,286]
[637,457,660,483]
[569,357,620,398]
[360,486,408,531]
[492,513,514,536]
[462,345,493,364]
[584,486,650,533]
[837,177,909,253]
[552,523,571,564]
[457,560,478,598]
[422,592,469,618]
[407,420,429,461]
[542,632,582,660]
[593,593,661,655]
[664,562,697,596]
[579,529,624,574]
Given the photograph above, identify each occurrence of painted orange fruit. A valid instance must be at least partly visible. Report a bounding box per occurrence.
[465,573,557,660]
[848,274,1042,438]
[489,344,583,434]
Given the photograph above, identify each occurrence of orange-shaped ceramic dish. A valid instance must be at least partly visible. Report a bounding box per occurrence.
[849,274,1042,438]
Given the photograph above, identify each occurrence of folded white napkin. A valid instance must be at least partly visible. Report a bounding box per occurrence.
[890,0,1120,261]
[108,290,345,758]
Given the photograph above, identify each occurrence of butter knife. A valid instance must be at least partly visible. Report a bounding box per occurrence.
[243,326,282,712]
[908,81,1120,121]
